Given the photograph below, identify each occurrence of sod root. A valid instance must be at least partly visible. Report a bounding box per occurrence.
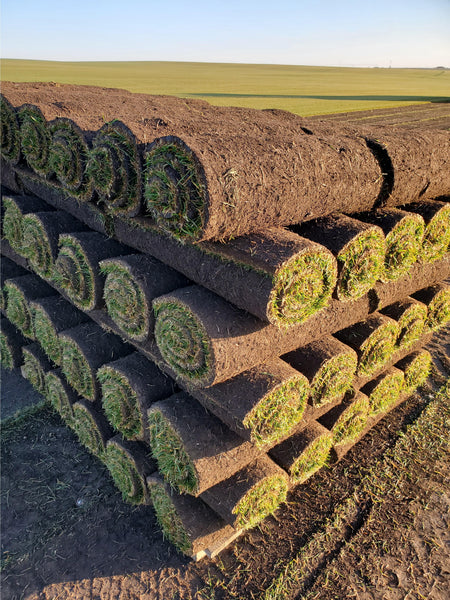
[269,421,333,484]
[44,368,79,426]
[361,367,405,417]
[18,104,52,177]
[53,231,131,310]
[412,284,450,331]
[100,253,189,341]
[0,317,26,370]
[49,117,93,200]
[356,208,425,282]
[395,350,433,394]
[148,474,239,558]
[319,391,370,447]
[31,295,88,364]
[87,121,142,216]
[404,200,450,263]
[22,210,87,278]
[148,392,261,495]
[282,337,357,407]
[60,321,132,401]
[192,358,310,449]
[21,342,53,394]
[104,435,156,504]
[5,274,56,339]
[0,94,21,164]
[97,351,176,442]
[380,298,427,350]
[0,256,27,311]
[2,193,54,256]
[201,456,289,529]
[72,398,114,459]
[334,314,399,378]
[295,215,385,301]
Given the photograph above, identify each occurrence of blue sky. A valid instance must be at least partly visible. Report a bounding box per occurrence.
[2,0,449,67]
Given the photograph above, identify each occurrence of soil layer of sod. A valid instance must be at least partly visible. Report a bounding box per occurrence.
[0,317,26,370]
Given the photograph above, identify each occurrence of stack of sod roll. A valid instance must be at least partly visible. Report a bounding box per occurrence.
[1,82,449,559]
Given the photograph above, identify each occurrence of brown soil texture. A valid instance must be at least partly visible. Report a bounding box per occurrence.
[1,326,448,600]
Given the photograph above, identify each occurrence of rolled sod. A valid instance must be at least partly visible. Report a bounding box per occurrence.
[22,210,87,278]
[380,298,428,351]
[59,321,132,401]
[97,351,176,442]
[5,274,56,339]
[201,456,289,530]
[269,421,333,485]
[148,474,240,559]
[395,350,433,394]
[148,392,260,496]
[49,117,93,200]
[104,435,156,505]
[2,194,54,256]
[334,314,399,378]
[192,358,310,449]
[18,104,52,177]
[404,200,450,263]
[319,392,370,448]
[71,398,114,459]
[21,342,53,394]
[100,253,189,342]
[0,94,21,164]
[31,295,88,364]
[295,215,385,301]
[0,256,27,311]
[412,284,450,331]
[361,367,405,417]
[0,317,27,370]
[86,120,142,216]
[282,337,357,407]
[44,368,79,426]
[53,231,131,310]
[356,208,425,282]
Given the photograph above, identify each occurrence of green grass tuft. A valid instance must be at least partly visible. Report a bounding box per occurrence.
[401,350,433,394]
[310,351,357,407]
[21,214,54,278]
[18,105,52,176]
[32,306,62,364]
[421,204,450,263]
[396,303,427,349]
[233,475,288,529]
[367,370,405,417]
[290,432,333,484]
[0,332,15,370]
[53,237,94,309]
[104,442,146,504]
[149,482,191,554]
[72,402,107,458]
[358,321,399,377]
[332,394,370,446]
[425,287,450,331]
[2,198,27,255]
[5,284,34,339]
[60,338,94,399]
[382,214,424,281]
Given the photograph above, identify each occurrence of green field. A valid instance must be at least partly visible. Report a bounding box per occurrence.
[2,59,449,116]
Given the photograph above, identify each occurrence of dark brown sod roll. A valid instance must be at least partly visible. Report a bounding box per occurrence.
[86,120,142,216]
[100,253,189,342]
[355,208,425,282]
[104,435,156,505]
[380,298,428,350]
[5,274,56,339]
[53,231,131,310]
[0,256,27,311]
[395,350,433,394]
[97,351,177,442]
[2,193,54,255]
[403,200,450,263]
[192,359,310,449]
[18,104,52,177]
[71,398,114,459]
[270,421,333,484]
[31,295,88,365]
[21,342,53,394]
[360,367,405,417]
[59,321,132,401]
[294,215,385,301]
[0,317,27,370]
[319,392,370,448]
[22,210,88,278]
[49,117,93,200]
[44,368,79,426]
[411,284,450,331]
[147,392,261,496]
[200,456,289,530]
[282,337,357,407]
[0,94,21,164]
[334,314,399,378]
[148,474,239,559]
